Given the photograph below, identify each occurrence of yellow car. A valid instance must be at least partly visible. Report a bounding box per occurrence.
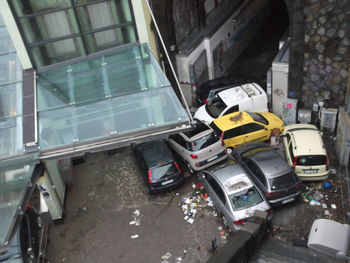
[210,111,284,150]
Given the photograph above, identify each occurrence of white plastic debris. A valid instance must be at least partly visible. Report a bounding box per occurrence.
[133,210,140,217]
[129,221,136,225]
[161,252,172,260]
[324,210,330,216]
[176,257,182,262]
[184,216,189,221]
[131,234,139,239]
[218,226,223,231]
[330,168,336,175]
[192,183,196,189]
[187,218,194,224]
[322,203,327,209]
[331,204,337,209]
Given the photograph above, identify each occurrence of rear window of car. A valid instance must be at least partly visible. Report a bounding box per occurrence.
[151,163,177,180]
[205,95,227,118]
[230,187,263,211]
[269,172,298,190]
[188,132,219,151]
[183,121,209,138]
[296,155,326,166]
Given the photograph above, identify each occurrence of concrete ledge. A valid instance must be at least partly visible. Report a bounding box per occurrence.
[207,212,269,263]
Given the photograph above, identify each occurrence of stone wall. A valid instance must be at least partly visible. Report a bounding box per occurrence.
[297,0,350,109]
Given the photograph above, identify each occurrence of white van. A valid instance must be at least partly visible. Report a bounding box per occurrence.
[193,82,268,124]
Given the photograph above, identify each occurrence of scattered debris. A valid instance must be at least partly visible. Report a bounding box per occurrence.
[130,209,142,226]
[324,210,330,216]
[331,204,337,209]
[313,192,324,201]
[321,203,327,209]
[309,200,321,206]
[130,234,139,239]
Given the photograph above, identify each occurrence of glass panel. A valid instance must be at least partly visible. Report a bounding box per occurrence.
[11,0,72,16]
[0,116,23,159]
[0,53,22,83]
[20,10,79,44]
[85,26,135,53]
[30,37,85,67]
[0,83,22,118]
[0,155,38,248]
[0,27,16,54]
[38,86,189,150]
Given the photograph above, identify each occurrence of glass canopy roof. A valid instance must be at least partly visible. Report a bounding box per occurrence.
[0,154,39,250]
[0,15,24,160]
[37,43,190,156]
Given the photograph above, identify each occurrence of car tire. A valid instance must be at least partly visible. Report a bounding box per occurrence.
[226,147,233,154]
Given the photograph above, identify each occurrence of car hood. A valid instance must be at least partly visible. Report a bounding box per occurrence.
[193,105,214,124]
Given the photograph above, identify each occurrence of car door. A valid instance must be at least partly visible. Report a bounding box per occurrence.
[242,123,269,143]
[202,172,225,213]
[223,126,245,148]
[242,157,268,193]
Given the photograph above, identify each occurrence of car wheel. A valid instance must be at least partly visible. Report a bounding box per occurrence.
[186,162,194,174]
[226,147,233,154]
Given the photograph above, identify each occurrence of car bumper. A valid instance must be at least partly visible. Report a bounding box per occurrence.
[268,191,302,207]
[296,172,329,181]
[192,152,227,171]
[149,176,185,194]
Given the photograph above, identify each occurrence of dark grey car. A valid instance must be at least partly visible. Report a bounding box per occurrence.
[231,142,303,207]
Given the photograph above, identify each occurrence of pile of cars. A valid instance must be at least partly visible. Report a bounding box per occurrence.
[132,81,330,232]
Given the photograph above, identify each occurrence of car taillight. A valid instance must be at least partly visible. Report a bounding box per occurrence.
[234,220,246,226]
[296,182,302,188]
[201,99,209,104]
[220,132,224,139]
[325,156,329,170]
[148,169,152,184]
[266,192,281,197]
[267,209,273,214]
[221,139,225,146]
[293,156,298,166]
[195,163,200,167]
[174,162,182,174]
[191,154,198,159]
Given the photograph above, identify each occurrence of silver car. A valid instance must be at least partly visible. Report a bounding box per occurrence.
[168,120,227,172]
[198,159,272,232]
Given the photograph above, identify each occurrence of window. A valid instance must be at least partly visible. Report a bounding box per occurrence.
[241,123,264,134]
[170,134,187,148]
[296,155,327,166]
[269,172,297,190]
[9,0,137,67]
[205,95,227,118]
[230,186,263,211]
[189,132,219,151]
[206,174,226,204]
[243,157,266,187]
[246,112,269,125]
[223,126,244,139]
[223,105,239,115]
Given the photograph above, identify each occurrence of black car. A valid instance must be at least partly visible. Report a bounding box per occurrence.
[196,76,249,105]
[0,207,41,263]
[231,141,303,207]
[132,139,184,194]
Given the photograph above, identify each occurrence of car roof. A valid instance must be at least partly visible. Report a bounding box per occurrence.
[181,120,212,141]
[209,160,254,196]
[218,83,263,105]
[136,140,174,167]
[285,124,326,155]
[212,111,253,130]
[244,147,291,178]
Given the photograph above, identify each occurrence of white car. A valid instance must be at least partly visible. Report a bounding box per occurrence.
[168,120,227,172]
[194,83,268,124]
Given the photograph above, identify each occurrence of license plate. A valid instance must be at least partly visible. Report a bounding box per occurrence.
[207,155,218,162]
[303,169,318,174]
[161,179,174,185]
[282,197,294,204]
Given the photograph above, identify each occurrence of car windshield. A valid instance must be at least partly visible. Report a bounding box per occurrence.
[296,155,326,166]
[247,112,268,125]
[229,187,263,211]
[205,95,227,118]
[151,163,177,180]
[269,172,298,190]
[188,132,219,151]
